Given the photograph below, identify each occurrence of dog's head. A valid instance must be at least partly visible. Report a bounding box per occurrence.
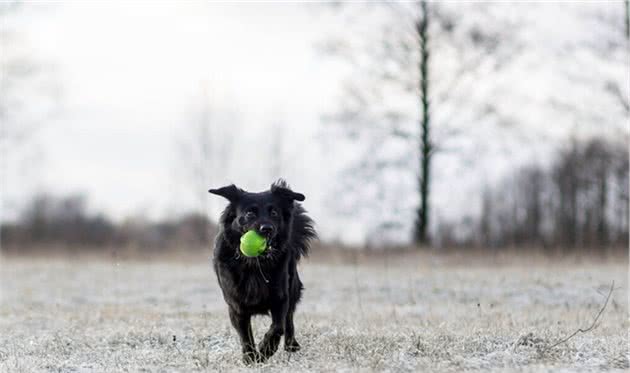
[209,179,305,243]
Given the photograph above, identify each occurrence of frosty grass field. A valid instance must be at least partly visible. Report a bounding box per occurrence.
[0,252,627,372]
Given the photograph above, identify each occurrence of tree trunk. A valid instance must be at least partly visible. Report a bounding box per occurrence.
[596,168,608,246]
[625,0,629,40]
[414,0,432,246]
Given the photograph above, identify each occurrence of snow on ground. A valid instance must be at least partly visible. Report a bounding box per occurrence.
[0,253,627,372]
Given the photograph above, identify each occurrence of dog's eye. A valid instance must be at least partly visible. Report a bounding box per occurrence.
[245,211,256,219]
[269,209,278,218]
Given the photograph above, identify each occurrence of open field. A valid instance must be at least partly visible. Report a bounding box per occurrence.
[0,252,628,372]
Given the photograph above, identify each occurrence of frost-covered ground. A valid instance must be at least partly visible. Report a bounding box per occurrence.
[0,254,627,372]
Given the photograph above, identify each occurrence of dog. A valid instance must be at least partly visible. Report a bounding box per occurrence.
[208,180,316,364]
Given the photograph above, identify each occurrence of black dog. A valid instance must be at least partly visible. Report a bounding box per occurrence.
[209,180,316,364]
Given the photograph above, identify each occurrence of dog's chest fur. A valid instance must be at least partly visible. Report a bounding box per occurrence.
[235,266,271,307]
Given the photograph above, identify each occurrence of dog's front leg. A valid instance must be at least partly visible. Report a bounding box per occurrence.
[284,308,301,352]
[228,307,260,364]
[258,300,288,361]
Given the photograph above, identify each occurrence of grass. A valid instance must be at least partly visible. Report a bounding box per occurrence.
[0,251,627,372]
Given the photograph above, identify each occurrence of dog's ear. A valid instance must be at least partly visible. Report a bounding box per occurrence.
[208,184,241,202]
[277,189,305,202]
[271,179,305,202]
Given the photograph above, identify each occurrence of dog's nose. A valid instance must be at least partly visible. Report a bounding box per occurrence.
[259,224,274,236]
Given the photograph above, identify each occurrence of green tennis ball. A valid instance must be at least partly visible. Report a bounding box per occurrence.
[240,230,267,257]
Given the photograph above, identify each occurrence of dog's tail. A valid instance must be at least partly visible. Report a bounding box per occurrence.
[291,204,317,260]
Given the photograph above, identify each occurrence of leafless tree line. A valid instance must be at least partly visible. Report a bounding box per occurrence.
[3,135,626,253]
[436,137,628,252]
[0,194,217,253]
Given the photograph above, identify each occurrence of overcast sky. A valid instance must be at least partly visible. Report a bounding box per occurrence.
[4,2,351,235]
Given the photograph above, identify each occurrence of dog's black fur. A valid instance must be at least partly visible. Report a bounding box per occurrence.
[209,180,316,364]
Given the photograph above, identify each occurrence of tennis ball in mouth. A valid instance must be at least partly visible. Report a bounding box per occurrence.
[240,230,267,257]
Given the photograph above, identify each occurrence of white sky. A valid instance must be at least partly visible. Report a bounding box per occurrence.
[5,2,350,236]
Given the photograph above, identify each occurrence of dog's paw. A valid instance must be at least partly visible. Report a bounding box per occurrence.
[258,338,281,360]
[242,350,264,365]
[284,339,301,352]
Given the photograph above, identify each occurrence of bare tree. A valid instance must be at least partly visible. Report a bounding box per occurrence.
[625,0,629,40]
[268,119,285,180]
[472,137,629,251]
[176,83,240,227]
[0,2,59,244]
[414,0,430,244]
[323,2,519,246]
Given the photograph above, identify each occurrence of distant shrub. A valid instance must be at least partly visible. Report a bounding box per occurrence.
[1,194,217,253]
